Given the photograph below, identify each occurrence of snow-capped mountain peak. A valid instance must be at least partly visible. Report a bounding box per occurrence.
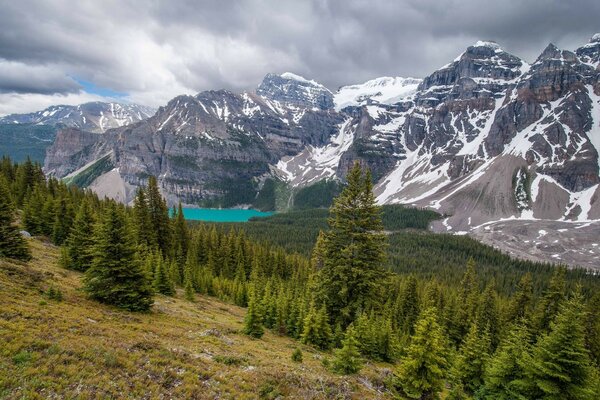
[334,76,422,111]
[0,102,155,133]
[471,40,502,51]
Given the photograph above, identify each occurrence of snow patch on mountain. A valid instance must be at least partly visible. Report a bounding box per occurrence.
[334,77,421,111]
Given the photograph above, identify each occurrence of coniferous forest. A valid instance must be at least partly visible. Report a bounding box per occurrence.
[1,156,600,399]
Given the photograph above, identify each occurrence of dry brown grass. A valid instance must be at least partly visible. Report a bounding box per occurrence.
[0,238,393,399]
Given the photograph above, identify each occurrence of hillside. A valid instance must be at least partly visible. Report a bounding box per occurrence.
[0,239,392,399]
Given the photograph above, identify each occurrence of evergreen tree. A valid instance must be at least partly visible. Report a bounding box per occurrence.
[133,187,155,248]
[477,281,499,348]
[62,199,95,271]
[452,258,479,342]
[481,322,532,400]
[451,321,491,395]
[533,267,566,334]
[153,256,175,296]
[316,162,388,327]
[83,203,153,311]
[395,307,449,400]
[51,195,73,245]
[525,291,597,400]
[398,275,420,334]
[332,325,363,374]
[506,273,533,324]
[172,201,189,276]
[0,177,31,261]
[243,285,264,338]
[301,303,332,349]
[146,176,172,256]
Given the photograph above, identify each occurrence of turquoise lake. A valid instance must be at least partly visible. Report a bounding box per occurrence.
[179,208,274,222]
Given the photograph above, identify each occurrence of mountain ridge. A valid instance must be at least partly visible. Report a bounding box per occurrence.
[42,35,600,254]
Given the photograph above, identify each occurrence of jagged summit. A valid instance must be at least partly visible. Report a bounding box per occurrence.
[471,40,502,50]
[334,76,421,110]
[592,33,600,42]
[256,72,334,110]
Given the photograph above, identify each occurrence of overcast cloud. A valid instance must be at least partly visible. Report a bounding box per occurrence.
[0,0,598,115]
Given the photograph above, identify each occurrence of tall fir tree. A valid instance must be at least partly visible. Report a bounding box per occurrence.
[61,199,95,271]
[51,194,73,245]
[243,285,264,338]
[451,321,492,395]
[525,291,597,400]
[154,256,175,296]
[481,321,532,400]
[394,307,449,400]
[301,303,332,350]
[0,177,31,261]
[316,162,388,327]
[83,203,153,311]
[506,273,533,324]
[331,324,363,374]
[132,187,155,248]
[533,267,566,335]
[146,176,172,256]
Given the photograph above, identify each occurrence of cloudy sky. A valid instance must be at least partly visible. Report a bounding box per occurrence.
[0,0,598,115]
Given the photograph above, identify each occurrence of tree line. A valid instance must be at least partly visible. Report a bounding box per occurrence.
[1,157,599,398]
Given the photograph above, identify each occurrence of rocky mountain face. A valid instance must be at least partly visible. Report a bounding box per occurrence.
[45,35,600,245]
[45,75,342,205]
[0,102,155,133]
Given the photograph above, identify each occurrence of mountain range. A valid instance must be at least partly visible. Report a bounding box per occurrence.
[6,34,600,267]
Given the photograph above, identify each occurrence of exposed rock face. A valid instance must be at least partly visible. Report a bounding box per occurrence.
[45,74,342,205]
[0,102,155,133]
[46,36,600,232]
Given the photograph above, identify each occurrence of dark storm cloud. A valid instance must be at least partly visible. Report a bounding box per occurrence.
[0,0,598,110]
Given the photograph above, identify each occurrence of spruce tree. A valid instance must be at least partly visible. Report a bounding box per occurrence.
[482,322,532,400]
[332,325,363,374]
[146,176,172,256]
[533,267,566,334]
[301,303,332,350]
[172,201,189,276]
[83,203,153,311]
[243,285,264,338]
[133,187,155,248]
[316,162,388,327]
[51,195,73,245]
[451,322,491,395]
[154,256,175,296]
[506,273,533,324]
[525,291,597,400]
[0,177,31,261]
[395,307,449,400]
[62,199,95,271]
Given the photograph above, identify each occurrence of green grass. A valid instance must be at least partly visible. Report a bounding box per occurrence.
[0,239,393,399]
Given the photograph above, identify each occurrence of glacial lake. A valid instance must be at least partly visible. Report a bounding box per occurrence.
[180,208,274,222]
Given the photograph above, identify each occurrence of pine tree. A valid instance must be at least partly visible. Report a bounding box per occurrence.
[332,325,363,374]
[62,199,95,271]
[172,201,189,276]
[398,275,420,334]
[83,203,153,311]
[154,256,175,296]
[506,273,533,324]
[394,307,449,400]
[525,291,597,400]
[146,176,172,256]
[0,177,31,261]
[51,195,73,245]
[243,285,264,338]
[477,281,499,348]
[533,267,566,334]
[316,162,388,327]
[133,187,155,248]
[301,303,332,350]
[481,322,532,400]
[451,321,491,395]
[452,258,479,342]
